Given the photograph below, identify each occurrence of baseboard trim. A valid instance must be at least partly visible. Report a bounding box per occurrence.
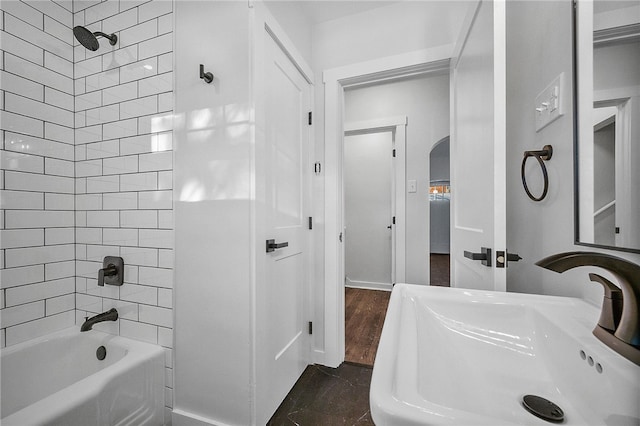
[172,409,232,426]
[345,279,392,292]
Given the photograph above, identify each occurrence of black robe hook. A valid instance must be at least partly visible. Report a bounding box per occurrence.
[200,64,214,84]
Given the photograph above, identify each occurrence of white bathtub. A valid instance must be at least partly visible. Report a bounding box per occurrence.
[1,326,165,425]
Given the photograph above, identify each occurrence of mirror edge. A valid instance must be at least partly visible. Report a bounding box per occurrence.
[572,0,640,255]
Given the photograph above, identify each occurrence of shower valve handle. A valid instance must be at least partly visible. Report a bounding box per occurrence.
[98,256,124,287]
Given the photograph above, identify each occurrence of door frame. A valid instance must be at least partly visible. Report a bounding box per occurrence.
[320,45,454,367]
[344,116,408,289]
[592,99,633,248]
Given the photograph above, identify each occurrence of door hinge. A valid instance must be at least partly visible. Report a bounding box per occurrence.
[314,162,321,174]
[308,111,312,125]
[392,216,396,225]
[308,321,313,334]
[392,149,396,157]
[308,217,313,230]
[339,232,343,242]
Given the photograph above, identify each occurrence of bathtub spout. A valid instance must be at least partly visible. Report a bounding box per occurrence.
[81,308,118,332]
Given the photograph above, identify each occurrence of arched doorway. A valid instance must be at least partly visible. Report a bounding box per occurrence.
[429,136,450,286]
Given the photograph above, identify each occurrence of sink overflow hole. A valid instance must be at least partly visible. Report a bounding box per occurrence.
[96,345,107,361]
[579,349,603,373]
[522,395,565,423]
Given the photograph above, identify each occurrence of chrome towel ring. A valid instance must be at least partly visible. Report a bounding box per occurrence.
[521,145,553,202]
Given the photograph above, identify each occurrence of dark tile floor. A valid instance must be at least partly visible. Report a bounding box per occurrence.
[268,363,374,425]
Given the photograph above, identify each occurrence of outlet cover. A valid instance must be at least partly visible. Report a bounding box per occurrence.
[535,73,565,132]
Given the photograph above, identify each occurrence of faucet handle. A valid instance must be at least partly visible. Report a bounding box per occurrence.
[589,273,623,332]
[98,267,105,287]
[589,273,623,299]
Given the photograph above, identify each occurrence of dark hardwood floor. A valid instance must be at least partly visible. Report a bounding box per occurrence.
[430,253,450,287]
[344,287,391,367]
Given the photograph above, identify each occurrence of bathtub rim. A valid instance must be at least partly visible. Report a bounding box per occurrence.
[1,325,166,425]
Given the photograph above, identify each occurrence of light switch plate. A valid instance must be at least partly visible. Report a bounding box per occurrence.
[535,73,565,132]
[408,180,417,193]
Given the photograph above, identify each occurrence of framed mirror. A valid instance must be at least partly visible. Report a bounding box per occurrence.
[574,0,640,254]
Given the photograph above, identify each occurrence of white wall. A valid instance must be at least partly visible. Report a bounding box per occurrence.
[262,0,313,66]
[344,74,450,284]
[173,1,315,424]
[594,40,640,94]
[173,1,253,423]
[505,1,640,303]
[430,138,450,182]
[592,122,615,246]
[313,1,470,72]
[310,0,469,354]
[1,0,75,348]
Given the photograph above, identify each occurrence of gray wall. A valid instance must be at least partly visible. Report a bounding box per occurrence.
[505,0,640,303]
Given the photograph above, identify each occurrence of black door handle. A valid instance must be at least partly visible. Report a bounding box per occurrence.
[266,239,289,253]
[464,251,487,260]
[464,247,492,267]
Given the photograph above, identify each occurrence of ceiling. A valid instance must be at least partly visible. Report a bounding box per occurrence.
[594,0,639,14]
[265,0,401,25]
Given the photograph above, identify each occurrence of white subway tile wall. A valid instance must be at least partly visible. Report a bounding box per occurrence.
[73,1,174,419]
[1,0,174,420]
[1,1,76,347]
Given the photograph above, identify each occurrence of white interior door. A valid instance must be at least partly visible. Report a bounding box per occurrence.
[344,132,393,288]
[257,33,310,423]
[450,0,507,291]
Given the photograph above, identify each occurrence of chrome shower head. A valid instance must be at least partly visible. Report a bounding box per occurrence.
[73,26,117,51]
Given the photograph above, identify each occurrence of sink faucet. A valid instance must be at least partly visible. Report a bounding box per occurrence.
[536,251,640,366]
[81,308,119,332]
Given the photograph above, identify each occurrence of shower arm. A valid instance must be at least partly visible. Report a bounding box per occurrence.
[93,31,118,45]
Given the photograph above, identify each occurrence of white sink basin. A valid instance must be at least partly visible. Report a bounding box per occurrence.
[370,284,640,425]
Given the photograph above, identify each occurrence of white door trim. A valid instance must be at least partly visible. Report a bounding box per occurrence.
[344,116,407,286]
[320,46,454,368]
[493,0,507,292]
[344,116,408,133]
